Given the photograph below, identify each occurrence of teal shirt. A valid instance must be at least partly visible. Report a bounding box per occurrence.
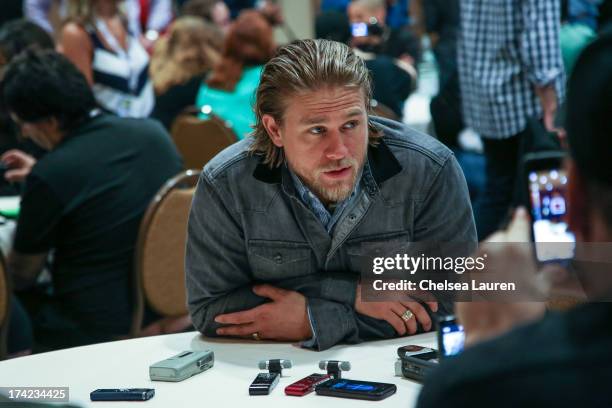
[196,65,263,140]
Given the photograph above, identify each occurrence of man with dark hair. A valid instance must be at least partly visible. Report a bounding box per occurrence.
[417,32,612,407]
[1,50,183,351]
[186,39,476,351]
[0,19,54,190]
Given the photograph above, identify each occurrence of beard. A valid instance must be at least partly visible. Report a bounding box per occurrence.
[293,156,364,205]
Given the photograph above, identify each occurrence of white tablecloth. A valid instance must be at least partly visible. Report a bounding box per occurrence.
[0,331,437,407]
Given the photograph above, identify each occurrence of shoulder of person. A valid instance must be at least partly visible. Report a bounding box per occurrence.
[418,311,574,407]
[201,137,258,182]
[60,21,92,44]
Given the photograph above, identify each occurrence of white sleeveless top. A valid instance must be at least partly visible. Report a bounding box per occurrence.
[88,19,154,118]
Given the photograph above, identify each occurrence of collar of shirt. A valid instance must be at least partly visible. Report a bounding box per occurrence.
[288,166,363,234]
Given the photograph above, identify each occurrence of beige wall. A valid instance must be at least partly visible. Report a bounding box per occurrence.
[273,0,317,44]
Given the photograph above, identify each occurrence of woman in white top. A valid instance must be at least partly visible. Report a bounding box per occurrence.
[59,0,155,118]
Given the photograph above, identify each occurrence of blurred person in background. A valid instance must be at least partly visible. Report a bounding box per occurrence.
[150,16,222,129]
[180,0,231,33]
[195,10,274,140]
[459,0,565,240]
[1,50,182,351]
[0,20,54,193]
[25,0,173,49]
[316,9,414,119]
[418,31,612,407]
[348,0,421,67]
[0,0,24,27]
[59,0,156,118]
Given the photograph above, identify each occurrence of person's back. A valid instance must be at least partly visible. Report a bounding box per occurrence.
[196,65,263,139]
[418,302,612,407]
[195,10,274,140]
[15,114,182,349]
[362,54,413,118]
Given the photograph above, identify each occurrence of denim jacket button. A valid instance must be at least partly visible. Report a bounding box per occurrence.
[274,253,283,264]
[349,214,356,221]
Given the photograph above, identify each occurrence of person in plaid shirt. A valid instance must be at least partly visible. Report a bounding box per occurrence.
[458,0,565,240]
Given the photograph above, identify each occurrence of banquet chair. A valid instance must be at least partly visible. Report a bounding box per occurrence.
[130,170,200,337]
[170,111,236,170]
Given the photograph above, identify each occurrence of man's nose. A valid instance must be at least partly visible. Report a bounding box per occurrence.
[325,131,349,160]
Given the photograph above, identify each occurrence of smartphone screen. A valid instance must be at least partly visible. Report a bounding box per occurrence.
[437,316,465,358]
[528,167,576,261]
[316,379,396,400]
[351,22,368,37]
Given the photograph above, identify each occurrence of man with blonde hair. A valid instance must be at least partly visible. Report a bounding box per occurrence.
[186,39,475,350]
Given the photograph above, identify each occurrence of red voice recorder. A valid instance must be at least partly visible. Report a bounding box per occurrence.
[284,373,330,396]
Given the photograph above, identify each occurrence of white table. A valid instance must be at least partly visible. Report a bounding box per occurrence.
[0,331,436,407]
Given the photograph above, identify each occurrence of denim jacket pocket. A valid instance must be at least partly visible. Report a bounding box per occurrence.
[345,231,411,274]
[248,240,313,281]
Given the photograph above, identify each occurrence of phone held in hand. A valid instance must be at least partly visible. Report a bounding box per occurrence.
[315,379,396,401]
[90,388,155,401]
[523,151,575,263]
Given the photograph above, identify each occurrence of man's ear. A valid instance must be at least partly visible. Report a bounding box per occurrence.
[262,114,283,148]
[567,159,589,241]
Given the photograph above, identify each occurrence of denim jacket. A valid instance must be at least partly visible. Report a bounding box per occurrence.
[186,117,476,351]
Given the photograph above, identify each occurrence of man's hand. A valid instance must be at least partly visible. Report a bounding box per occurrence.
[355,283,438,335]
[456,208,546,347]
[214,285,312,341]
[535,84,558,132]
[1,149,36,182]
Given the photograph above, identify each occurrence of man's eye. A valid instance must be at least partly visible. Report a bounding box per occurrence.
[343,121,358,130]
[309,126,325,135]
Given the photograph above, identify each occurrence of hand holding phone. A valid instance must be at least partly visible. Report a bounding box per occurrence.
[524,152,575,262]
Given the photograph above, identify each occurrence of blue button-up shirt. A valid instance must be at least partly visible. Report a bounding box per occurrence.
[289,168,362,234]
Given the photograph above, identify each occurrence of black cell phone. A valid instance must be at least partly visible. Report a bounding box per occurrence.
[437,315,465,359]
[315,378,396,401]
[249,372,280,396]
[524,152,576,262]
[90,388,155,401]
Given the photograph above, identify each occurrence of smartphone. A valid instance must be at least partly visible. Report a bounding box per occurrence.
[249,372,279,396]
[285,373,330,396]
[351,22,368,37]
[437,315,465,358]
[90,389,154,401]
[524,152,576,262]
[315,379,396,401]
